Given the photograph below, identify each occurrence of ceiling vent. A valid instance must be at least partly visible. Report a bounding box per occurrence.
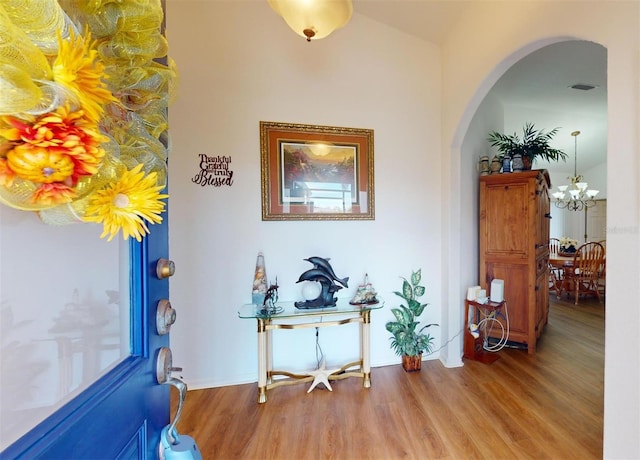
[570,83,598,91]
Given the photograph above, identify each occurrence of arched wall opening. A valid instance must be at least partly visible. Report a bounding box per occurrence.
[440,37,582,368]
[438,4,640,455]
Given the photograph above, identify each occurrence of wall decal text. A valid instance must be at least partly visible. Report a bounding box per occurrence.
[192,154,234,187]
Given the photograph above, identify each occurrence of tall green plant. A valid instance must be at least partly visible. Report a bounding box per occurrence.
[385,269,438,357]
[487,122,568,163]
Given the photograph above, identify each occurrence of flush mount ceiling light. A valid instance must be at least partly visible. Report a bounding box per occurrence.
[268,0,353,42]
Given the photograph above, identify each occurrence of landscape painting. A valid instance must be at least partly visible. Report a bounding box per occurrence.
[260,121,374,220]
[280,141,357,210]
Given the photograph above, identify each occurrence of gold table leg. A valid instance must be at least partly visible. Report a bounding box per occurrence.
[257,318,269,403]
[361,310,371,388]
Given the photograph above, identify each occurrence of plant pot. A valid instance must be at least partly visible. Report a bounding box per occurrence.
[522,155,533,170]
[402,354,422,372]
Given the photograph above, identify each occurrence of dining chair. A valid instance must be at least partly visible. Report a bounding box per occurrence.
[559,242,605,305]
[596,241,606,297]
[548,238,563,290]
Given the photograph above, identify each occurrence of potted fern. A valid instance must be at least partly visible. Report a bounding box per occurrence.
[385,269,438,372]
[487,122,567,170]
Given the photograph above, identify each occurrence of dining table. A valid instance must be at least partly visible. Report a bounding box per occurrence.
[549,253,576,268]
[548,253,576,297]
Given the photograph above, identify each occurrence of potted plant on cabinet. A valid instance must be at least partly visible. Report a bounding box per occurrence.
[487,122,568,170]
[385,269,438,372]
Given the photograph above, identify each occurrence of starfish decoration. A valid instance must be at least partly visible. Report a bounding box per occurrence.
[306,358,341,393]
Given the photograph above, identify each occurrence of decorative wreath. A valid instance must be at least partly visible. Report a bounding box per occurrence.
[0,0,177,241]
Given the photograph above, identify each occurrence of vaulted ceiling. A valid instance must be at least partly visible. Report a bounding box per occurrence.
[354,1,607,175]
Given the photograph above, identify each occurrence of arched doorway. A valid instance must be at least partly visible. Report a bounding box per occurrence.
[441,38,607,366]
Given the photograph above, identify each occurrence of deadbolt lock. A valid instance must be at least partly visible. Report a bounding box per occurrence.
[156,299,176,335]
[156,258,175,279]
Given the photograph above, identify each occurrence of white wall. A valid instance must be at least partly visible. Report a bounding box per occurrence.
[166,2,639,457]
[440,2,639,458]
[1,0,635,457]
[167,2,445,387]
[164,1,639,458]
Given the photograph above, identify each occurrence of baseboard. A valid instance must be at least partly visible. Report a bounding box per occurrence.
[185,355,450,391]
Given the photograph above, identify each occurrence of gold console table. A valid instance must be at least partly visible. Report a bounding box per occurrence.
[238,298,384,403]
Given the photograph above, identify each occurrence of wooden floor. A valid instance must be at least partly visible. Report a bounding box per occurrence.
[172,295,604,459]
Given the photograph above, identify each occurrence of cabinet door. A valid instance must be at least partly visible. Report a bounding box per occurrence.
[536,175,551,251]
[481,183,529,258]
[484,262,529,342]
[535,263,549,336]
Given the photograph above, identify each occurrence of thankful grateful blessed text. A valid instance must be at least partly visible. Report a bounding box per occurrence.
[192,154,233,187]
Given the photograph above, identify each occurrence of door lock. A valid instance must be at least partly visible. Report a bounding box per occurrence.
[157,299,177,335]
[156,258,176,279]
[156,347,183,384]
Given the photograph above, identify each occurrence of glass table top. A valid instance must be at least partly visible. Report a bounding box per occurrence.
[238,297,384,320]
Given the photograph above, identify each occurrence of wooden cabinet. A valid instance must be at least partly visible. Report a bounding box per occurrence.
[479,170,550,354]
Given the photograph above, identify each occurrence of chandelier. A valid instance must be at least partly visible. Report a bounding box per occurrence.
[268,0,353,42]
[552,130,599,211]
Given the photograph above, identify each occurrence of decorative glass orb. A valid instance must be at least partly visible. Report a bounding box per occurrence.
[301,281,322,300]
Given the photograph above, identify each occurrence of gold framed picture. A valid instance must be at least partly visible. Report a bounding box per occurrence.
[260,121,374,221]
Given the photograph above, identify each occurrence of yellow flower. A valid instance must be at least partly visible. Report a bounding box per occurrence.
[83,163,168,242]
[52,28,117,123]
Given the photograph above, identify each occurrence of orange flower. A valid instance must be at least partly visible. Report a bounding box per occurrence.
[7,144,76,184]
[31,183,75,206]
[0,159,16,187]
[0,105,107,185]
[0,116,33,141]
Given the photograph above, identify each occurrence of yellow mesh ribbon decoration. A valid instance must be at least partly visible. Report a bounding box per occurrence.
[0,65,43,115]
[0,4,52,80]
[2,0,177,239]
[1,0,79,56]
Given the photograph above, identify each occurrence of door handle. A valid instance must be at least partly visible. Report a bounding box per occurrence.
[162,376,187,446]
[155,347,186,438]
[156,347,202,459]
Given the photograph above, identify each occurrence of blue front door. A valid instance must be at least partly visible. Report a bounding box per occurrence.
[1,219,171,459]
[0,0,175,456]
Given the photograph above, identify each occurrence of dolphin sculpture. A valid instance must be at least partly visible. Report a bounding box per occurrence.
[295,257,348,309]
[304,257,349,288]
[296,268,334,285]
